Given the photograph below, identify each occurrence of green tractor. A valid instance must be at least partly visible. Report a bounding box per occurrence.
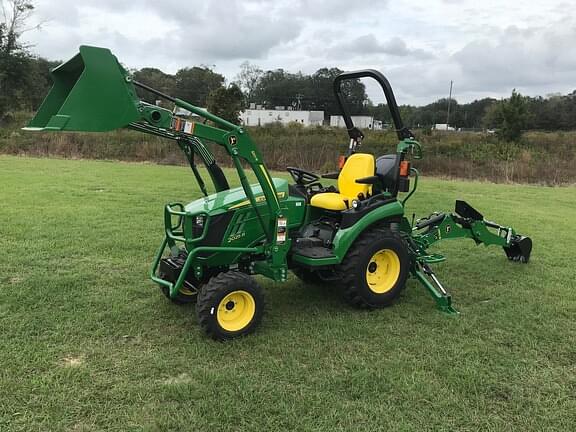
[26,46,532,340]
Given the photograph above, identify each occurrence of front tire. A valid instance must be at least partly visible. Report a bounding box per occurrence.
[338,228,410,309]
[196,271,265,340]
[159,275,198,305]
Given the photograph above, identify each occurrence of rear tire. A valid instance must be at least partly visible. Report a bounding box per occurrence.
[338,228,410,309]
[196,271,265,341]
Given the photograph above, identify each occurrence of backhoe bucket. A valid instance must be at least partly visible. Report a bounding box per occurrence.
[504,236,532,263]
[24,45,140,132]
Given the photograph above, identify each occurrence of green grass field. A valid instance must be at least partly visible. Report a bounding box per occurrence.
[1,155,575,431]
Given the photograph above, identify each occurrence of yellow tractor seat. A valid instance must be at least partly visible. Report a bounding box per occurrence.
[310,153,375,211]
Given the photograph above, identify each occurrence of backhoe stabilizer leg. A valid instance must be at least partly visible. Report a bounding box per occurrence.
[412,263,459,315]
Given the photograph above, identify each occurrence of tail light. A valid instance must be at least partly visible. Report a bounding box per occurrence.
[399,160,410,177]
[398,160,411,192]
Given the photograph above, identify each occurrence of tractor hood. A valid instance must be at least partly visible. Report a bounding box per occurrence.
[185,178,289,215]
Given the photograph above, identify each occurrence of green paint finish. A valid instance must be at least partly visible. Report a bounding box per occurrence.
[25,45,294,289]
[412,214,513,253]
[292,200,405,267]
[397,138,422,159]
[23,45,533,317]
[331,199,405,260]
[139,103,173,128]
[183,178,291,215]
[25,46,140,132]
[153,176,305,285]
[412,268,459,315]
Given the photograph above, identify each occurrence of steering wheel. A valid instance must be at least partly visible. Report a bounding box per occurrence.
[286,167,320,185]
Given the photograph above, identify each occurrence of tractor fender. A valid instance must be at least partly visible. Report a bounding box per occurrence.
[331,200,404,262]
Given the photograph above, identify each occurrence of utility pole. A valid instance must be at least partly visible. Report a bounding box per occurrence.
[446,80,453,127]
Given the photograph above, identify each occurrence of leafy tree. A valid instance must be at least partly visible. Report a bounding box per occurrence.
[250,67,368,118]
[22,56,59,110]
[234,61,263,104]
[482,102,503,129]
[174,66,224,107]
[483,89,529,141]
[132,67,176,104]
[308,67,367,116]
[307,67,343,113]
[315,68,368,115]
[457,98,497,129]
[251,68,305,109]
[0,0,35,117]
[206,84,244,125]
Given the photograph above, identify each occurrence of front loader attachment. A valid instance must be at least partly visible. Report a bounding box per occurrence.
[24,45,140,132]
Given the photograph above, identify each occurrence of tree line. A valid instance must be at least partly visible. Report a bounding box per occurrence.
[2,0,576,140]
[132,63,369,122]
[374,91,576,134]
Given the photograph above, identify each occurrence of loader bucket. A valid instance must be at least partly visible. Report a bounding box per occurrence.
[24,45,140,132]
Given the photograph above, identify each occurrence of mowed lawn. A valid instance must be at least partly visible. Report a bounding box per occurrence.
[0,155,575,432]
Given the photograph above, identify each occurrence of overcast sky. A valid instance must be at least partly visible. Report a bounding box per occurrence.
[23,0,576,106]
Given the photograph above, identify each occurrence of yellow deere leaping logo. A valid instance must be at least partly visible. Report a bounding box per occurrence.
[229,191,286,209]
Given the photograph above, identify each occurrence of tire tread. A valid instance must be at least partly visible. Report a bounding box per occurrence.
[196,271,264,340]
[338,228,409,309]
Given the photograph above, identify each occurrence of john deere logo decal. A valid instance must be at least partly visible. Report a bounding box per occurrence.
[229,135,237,146]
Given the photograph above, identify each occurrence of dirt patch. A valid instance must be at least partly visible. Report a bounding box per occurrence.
[61,355,86,367]
[161,373,194,385]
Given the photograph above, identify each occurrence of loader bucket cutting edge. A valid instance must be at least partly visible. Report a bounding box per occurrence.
[24,45,141,132]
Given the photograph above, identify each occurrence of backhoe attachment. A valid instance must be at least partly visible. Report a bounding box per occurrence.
[409,200,532,313]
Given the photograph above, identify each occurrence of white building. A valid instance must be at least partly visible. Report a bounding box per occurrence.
[330,115,383,130]
[434,123,456,131]
[240,109,324,127]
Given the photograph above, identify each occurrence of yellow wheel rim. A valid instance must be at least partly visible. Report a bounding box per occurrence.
[179,287,195,296]
[366,249,401,294]
[216,290,256,332]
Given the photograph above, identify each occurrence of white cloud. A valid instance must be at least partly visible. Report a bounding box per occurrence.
[330,34,434,59]
[21,0,576,105]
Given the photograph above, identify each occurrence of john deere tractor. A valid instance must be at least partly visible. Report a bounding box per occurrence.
[25,46,532,340]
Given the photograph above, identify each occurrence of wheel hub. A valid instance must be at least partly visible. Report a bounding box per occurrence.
[216,290,256,332]
[365,249,401,294]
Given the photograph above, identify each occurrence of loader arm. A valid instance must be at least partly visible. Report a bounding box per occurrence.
[23,45,287,265]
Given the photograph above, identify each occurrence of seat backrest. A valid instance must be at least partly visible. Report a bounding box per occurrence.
[338,153,375,198]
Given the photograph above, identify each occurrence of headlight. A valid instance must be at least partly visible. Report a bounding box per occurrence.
[192,214,206,238]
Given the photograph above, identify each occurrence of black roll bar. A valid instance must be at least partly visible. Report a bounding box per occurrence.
[333,69,414,141]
